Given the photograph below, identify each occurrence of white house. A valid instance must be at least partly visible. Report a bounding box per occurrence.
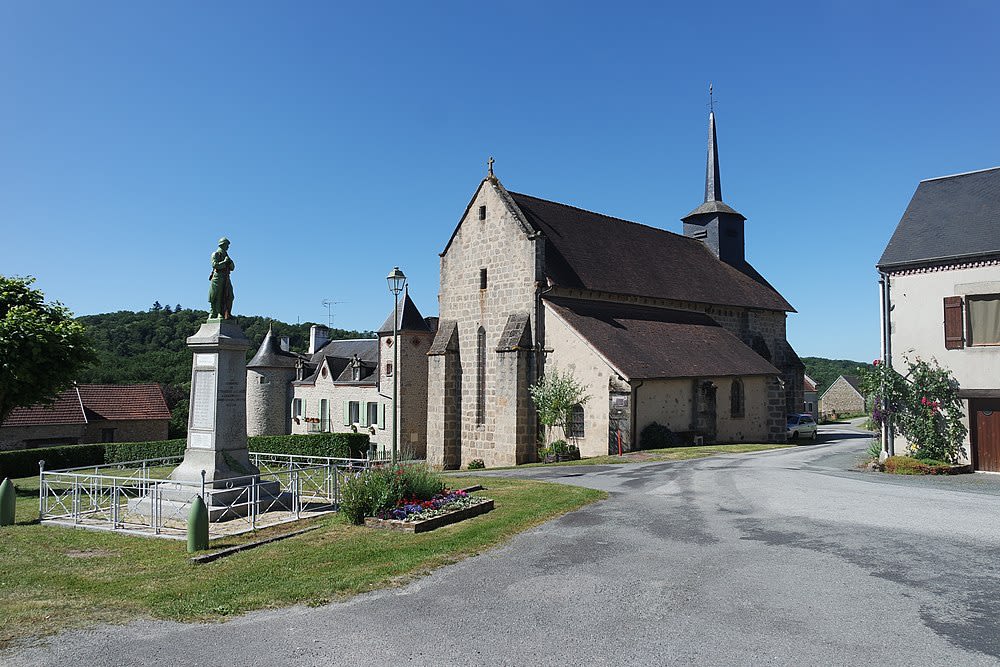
[877,166,1000,470]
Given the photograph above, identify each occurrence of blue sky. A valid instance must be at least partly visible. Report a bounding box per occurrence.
[2,1,998,362]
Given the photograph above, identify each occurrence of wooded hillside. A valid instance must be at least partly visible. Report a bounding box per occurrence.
[802,356,872,395]
[76,305,373,436]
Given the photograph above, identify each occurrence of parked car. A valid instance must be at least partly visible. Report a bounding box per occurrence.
[787,413,818,440]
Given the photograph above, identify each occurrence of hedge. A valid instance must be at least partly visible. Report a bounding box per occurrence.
[0,433,372,480]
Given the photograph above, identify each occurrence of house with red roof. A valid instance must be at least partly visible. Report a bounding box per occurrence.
[0,384,171,451]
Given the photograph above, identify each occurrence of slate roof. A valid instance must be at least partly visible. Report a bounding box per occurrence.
[508,192,793,312]
[378,293,433,334]
[544,298,780,380]
[878,166,1000,269]
[308,339,378,366]
[3,384,170,427]
[247,327,302,369]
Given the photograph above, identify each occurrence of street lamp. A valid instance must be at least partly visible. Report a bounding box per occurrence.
[386,266,407,464]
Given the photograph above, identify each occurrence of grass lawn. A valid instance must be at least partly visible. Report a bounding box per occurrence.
[0,474,604,648]
[511,443,793,468]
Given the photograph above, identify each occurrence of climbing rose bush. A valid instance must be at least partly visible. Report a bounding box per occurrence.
[860,357,967,464]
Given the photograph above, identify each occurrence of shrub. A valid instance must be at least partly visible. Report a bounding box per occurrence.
[467,459,485,470]
[883,455,958,475]
[338,464,445,524]
[399,464,444,500]
[340,468,393,525]
[640,422,680,450]
[249,433,370,459]
[0,444,107,479]
[105,439,186,463]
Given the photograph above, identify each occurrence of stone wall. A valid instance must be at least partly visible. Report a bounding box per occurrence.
[542,304,617,457]
[382,329,433,459]
[432,179,542,467]
[819,377,866,416]
[0,419,169,451]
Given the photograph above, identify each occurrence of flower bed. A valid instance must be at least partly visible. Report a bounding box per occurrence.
[365,490,494,533]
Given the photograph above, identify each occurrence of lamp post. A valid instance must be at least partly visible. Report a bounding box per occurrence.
[386,266,407,464]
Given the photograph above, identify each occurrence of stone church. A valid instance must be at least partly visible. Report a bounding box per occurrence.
[427,111,803,468]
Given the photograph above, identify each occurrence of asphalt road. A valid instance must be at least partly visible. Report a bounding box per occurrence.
[9,424,1000,666]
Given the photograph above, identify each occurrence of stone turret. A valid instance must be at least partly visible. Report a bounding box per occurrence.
[246,326,300,436]
[377,289,436,458]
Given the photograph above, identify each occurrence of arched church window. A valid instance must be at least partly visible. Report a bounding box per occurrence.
[476,326,486,425]
[730,378,745,418]
[568,404,585,438]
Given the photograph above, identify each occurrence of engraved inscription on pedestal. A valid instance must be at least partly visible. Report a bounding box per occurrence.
[191,370,217,430]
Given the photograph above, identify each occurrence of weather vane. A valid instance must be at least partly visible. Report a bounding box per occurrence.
[709,82,714,113]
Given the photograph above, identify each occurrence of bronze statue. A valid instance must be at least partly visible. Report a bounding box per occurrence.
[208,237,235,319]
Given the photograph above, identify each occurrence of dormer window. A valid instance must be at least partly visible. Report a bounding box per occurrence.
[352,366,361,381]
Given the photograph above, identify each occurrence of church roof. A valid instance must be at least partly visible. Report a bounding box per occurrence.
[509,192,793,312]
[378,292,433,334]
[3,384,170,427]
[878,166,1000,269]
[545,298,780,381]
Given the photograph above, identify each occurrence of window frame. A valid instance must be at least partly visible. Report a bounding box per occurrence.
[966,293,1000,347]
[348,400,360,424]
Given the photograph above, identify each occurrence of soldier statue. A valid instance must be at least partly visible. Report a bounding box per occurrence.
[208,237,235,319]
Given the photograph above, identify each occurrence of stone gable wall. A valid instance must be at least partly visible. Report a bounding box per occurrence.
[819,377,866,416]
[431,181,540,467]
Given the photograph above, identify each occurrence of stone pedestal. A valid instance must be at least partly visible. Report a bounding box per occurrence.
[171,319,259,485]
[134,320,285,521]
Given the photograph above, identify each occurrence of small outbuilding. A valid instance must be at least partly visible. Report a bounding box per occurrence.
[0,384,171,451]
[819,375,866,417]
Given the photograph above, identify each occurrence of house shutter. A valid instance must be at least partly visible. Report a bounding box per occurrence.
[359,401,369,427]
[944,296,965,349]
[342,400,351,426]
[380,403,386,430]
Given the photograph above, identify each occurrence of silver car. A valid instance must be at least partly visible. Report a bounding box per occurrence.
[787,413,818,441]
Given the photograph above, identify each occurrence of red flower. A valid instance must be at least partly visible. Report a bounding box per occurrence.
[873,359,880,366]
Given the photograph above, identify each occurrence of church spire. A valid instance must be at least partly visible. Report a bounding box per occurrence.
[705,108,723,203]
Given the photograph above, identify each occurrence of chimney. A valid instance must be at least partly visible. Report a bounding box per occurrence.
[309,325,330,354]
[279,336,290,352]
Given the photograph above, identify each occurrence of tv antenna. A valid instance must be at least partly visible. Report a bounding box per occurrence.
[321,299,345,328]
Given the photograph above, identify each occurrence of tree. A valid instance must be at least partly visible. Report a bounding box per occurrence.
[152,301,162,311]
[528,369,589,449]
[0,276,96,424]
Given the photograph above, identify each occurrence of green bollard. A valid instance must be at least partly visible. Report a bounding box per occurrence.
[0,478,15,526]
[187,495,209,553]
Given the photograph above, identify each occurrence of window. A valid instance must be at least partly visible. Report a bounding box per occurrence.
[352,366,361,381]
[480,268,488,290]
[348,401,360,424]
[478,205,486,220]
[320,399,330,432]
[476,326,486,425]
[567,404,585,438]
[367,402,379,427]
[967,294,1000,346]
[385,362,393,376]
[293,398,303,418]
[730,378,745,418]
[101,428,116,443]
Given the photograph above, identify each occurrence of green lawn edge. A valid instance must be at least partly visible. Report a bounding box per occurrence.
[0,475,605,649]
[474,443,793,471]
